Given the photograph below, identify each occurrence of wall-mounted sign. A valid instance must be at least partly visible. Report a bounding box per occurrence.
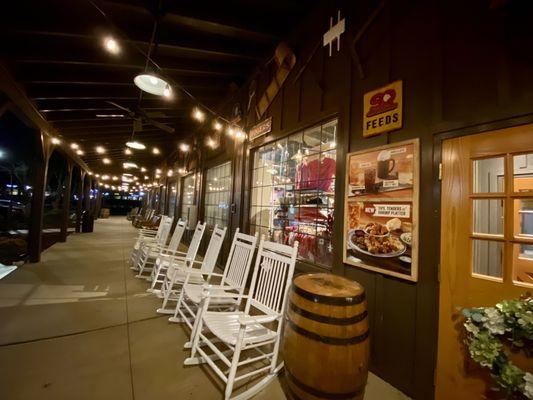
[323,10,345,57]
[249,117,272,141]
[363,80,403,137]
[344,139,419,282]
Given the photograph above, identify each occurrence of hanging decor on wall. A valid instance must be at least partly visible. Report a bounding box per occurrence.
[363,80,403,137]
[343,139,419,281]
[255,42,296,119]
[323,10,346,57]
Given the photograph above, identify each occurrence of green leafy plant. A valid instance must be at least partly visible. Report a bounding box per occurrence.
[462,297,533,399]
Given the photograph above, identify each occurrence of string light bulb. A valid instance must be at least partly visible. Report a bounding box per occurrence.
[76,149,84,156]
[192,108,205,122]
[70,143,79,150]
[213,121,222,131]
[104,37,120,54]
[152,147,160,155]
[179,143,190,152]
[51,137,61,145]
[140,167,146,172]
[226,127,235,137]
[206,137,216,148]
[102,158,111,164]
[124,148,132,155]
[95,146,106,154]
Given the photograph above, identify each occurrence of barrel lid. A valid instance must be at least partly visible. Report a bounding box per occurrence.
[294,273,364,298]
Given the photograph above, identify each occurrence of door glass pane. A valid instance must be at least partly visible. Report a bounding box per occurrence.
[512,243,533,287]
[472,239,503,278]
[472,199,504,236]
[473,157,504,193]
[514,199,533,239]
[513,154,533,193]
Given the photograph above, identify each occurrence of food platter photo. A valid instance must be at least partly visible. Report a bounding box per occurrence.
[347,224,407,258]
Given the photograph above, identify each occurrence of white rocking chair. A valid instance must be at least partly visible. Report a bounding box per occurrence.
[130,215,172,269]
[174,229,260,346]
[157,224,226,316]
[135,218,186,279]
[184,239,298,400]
[153,221,207,304]
[145,219,187,288]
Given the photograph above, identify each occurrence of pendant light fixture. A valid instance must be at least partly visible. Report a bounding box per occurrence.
[126,141,146,150]
[134,73,172,97]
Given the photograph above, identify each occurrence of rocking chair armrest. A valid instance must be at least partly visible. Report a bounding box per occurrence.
[201,283,240,292]
[201,291,246,300]
[238,314,280,326]
[159,248,187,256]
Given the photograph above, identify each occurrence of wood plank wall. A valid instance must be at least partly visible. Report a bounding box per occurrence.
[181,0,533,398]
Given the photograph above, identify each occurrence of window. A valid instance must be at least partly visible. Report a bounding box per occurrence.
[204,162,231,229]
[167,180,178,218]
[180,173,197,226]
[249,119,337,267]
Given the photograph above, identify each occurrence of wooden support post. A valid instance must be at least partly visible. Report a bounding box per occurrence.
[28,132,51,263]
[94,186,103,219]
[75,170,85,233]
[60,162,73,242]
[83,176,91,212]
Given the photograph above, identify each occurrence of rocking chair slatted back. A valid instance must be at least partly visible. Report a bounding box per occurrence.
[184,222,207,261]
[167,219,187,251]
[245,240,299,316]
[221,230,259,291]
[199,225,227,273]
[158,217,174,245]
[153,215,170,240]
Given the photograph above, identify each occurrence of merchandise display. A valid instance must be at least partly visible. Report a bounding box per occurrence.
[249,119,337,267]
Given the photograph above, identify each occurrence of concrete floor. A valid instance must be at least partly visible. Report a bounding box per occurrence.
[0,217,410,400]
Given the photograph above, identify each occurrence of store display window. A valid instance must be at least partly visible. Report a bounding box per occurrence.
[167,180,178,218]
[249,119,337,267]
[180,173,197,226]
[204,162,232,229]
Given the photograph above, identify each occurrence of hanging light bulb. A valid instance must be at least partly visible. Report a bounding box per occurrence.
[124,148,132,155]
[152,147,160,155]
[95,146,106,154]
[140,167,147,172]
[51,137,61,145]
[192,108,205,122]
[102,158,111,164]
[206,137,216,148]
[104,37,120,54]
[76,149,84,155]
[179,143,190,152]
[226,127,235,137]
[70,143,79,150]
[213,121,222,131]
[235,130,247,141]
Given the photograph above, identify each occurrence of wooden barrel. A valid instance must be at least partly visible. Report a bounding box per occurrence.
[283,273,369,400]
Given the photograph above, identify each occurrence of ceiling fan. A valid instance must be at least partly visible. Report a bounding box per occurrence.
[98,101,175,134]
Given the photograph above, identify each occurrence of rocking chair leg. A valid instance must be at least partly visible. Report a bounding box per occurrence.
[225,331,245,400]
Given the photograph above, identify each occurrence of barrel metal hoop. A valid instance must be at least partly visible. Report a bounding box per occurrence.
[286,368,365,399]
[287,319,369,345]
[292,284,365,305]
[289,301,368,326]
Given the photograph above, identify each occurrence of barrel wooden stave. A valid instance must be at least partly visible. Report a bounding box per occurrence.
[283,273,369,400]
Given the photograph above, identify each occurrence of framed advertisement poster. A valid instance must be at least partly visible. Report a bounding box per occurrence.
[343,139,419,281]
